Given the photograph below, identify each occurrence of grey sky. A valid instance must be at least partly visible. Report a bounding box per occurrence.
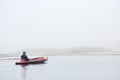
[0,0,120,53]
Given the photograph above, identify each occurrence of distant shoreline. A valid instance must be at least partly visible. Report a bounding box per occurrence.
[0,52,120,58]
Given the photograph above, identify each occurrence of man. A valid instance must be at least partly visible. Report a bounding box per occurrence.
[21,51,29,61]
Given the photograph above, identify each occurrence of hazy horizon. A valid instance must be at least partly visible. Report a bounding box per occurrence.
[0,0,120,53]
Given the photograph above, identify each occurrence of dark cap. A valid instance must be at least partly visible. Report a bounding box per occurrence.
[23,51,26,54]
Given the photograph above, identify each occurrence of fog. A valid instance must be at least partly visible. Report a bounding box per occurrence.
[0,0,120,53]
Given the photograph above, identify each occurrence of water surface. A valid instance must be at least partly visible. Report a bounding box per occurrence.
[0,55,120,80]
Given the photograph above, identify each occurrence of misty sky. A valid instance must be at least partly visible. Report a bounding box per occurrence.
[0,0,120,53]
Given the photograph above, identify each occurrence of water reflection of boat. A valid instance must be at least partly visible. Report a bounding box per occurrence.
[21,64,27,80]
[15,57,48,65]
[20,62,46,80]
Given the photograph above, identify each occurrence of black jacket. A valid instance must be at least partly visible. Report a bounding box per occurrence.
[21,55,29,60]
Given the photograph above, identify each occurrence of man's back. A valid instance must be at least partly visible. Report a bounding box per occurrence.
[21,54,29,60]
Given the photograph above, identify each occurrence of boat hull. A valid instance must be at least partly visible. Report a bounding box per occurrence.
[15,57,48,65]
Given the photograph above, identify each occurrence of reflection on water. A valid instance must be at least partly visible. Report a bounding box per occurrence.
[21,64,28,80]
[19,63,47,80]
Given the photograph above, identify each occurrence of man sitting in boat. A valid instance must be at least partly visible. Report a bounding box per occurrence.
[21,51,29,61]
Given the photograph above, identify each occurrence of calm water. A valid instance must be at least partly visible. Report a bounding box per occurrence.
[0,55,120,80]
